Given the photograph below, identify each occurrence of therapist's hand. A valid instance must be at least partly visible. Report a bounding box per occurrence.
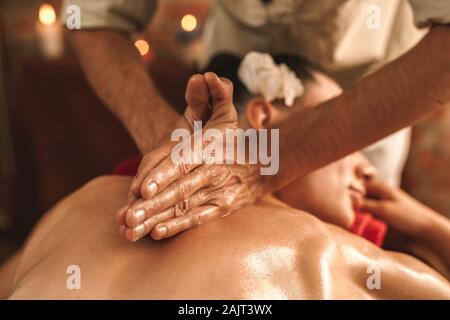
[118,72,265,241]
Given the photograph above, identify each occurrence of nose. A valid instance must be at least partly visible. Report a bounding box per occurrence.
[355,155,377,182]
[359,166,377,182]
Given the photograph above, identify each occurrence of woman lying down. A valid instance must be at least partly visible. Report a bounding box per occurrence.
[1,53,449,299]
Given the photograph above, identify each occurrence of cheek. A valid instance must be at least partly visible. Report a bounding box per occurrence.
[321,174,355,228]
[278,175,356,229]
[312,186,354,228]
[330,196,356,229]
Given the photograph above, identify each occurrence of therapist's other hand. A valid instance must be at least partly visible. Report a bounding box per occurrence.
[119,72,265,241]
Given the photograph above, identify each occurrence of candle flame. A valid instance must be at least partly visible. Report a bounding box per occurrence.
[39,3,56,26]
[134,39,150,56]
[181,14,197,32]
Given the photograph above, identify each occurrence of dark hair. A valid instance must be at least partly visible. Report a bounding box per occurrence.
[202,52,315,113]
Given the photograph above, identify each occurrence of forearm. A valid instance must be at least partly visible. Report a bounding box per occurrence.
[270,26,450,191]
[68,30,179,153]
[420,212,450,275]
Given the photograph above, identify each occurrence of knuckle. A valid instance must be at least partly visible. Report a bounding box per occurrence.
[177,183,189,198]
[152,171,164,184]
[178,161,191,175]
[145,200,159,213]
[211,168,232,186]
[174,199,189,217]
[207,165,221,178]
[171,220,183,232]
[194,190,208,205]
[224,198,234,210]
[192,214,204,226]
[219,196,234,211]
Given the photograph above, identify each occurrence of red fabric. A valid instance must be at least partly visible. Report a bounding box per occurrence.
[350,212,388,247]
[113,156,142,176]
[114,158,388,247]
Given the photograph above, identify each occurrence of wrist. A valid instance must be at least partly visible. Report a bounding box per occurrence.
[133,104,179,154]
[416,208,450,248]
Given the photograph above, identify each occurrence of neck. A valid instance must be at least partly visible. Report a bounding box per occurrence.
[257,193,291,209]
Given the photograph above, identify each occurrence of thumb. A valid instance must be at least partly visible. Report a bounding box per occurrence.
[185,74,211,123]
[204,72,237,125]
[365,180,395,200]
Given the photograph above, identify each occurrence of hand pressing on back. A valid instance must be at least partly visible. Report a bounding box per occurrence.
[117,72,266,241]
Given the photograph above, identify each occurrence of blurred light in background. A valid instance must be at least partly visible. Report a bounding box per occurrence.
[181,14,197,32]
[38,3,56,26]
[37,3,63,59]
[134,39,150,56]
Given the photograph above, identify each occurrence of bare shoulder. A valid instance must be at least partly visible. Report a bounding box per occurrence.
[236,206,450,299]
[20,175,131,238]
[329,224,450,299]
[70,175,132,204]
[82,175,132,191]
[11,176,131,291]
[201,203,357,299]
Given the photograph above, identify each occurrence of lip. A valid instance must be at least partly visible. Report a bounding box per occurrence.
[348,186,365,210]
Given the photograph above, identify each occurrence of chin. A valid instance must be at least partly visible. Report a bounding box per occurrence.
[303,204,355,230]
[342,208,356,229]
[327,207,355,229]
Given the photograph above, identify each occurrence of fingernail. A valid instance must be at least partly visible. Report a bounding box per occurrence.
[157,225,168,237]
[147,182,158,197]
[133,224,146,241]
[133,209,146,224]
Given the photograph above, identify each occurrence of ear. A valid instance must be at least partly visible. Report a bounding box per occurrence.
[245,99,280,129]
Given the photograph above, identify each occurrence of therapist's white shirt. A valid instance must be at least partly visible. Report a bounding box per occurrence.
[62,0,450,186]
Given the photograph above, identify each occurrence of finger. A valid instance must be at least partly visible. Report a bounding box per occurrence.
[116,205,129,226]
[139,139,210,199]
[365,180,396,200]
[204,72,237,124]
[185,74,211,123]
[124,188,212,241]
[129,143,174,199]
[360,199,389,218]
[116,195,138,226]
[204,72,233,105]
[124,207,175,242]
[151,205,221,240]
[126,167,210,227]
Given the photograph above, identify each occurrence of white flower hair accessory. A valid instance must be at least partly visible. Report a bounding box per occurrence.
[237,51,304,107]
